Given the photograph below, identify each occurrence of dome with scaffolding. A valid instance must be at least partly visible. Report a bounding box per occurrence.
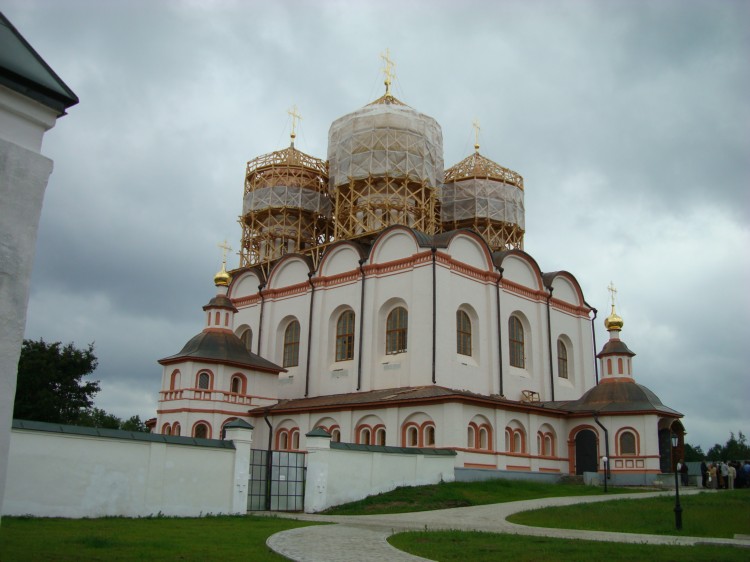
[239,142,331,268]
[327,92,443,240]
[442,149,525,251]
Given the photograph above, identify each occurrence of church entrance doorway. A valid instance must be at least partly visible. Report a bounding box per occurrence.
[575,429,598,475]
[248,449,306,511]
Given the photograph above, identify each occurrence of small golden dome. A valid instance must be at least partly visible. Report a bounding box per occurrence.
[604,304,624,331]
[214,264,231,287]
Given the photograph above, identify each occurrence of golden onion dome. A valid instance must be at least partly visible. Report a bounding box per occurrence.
[604,304,624,331]
[214,264,231,287]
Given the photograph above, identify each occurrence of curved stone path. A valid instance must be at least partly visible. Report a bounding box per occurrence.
[262,489,749,561]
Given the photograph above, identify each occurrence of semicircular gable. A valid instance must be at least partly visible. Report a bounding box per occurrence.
[546,271,586,307]
[319,242,364,277]
[497,252,543,290]
[370,226,420,264]
[446,231,493,271]
[230,270,262,298]
[267,254,313,289]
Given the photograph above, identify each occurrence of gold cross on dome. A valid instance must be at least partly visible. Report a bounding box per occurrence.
[381,48,396,96]
[607,281,618,308]
[472,119,481,152]
[288,105,302,142]
[218,239,232,266]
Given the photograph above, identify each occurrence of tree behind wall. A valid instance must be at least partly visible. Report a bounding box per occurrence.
[13,339,99,424]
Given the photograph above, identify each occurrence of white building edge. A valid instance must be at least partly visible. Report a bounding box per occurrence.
[154,83,685,484]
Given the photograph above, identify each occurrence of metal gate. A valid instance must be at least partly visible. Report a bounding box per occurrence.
[248,449,306,511]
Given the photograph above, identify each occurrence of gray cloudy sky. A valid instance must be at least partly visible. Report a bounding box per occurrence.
[5,0,748,451]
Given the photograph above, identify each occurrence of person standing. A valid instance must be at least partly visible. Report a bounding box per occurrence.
[679,459,689,486]
[709,463,718,489]
[700,461,708,488]
[728,463,736,490]
[720,461,729,489]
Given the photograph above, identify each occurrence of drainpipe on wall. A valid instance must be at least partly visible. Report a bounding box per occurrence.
[264,410,273,510]
[546,286,555,402]
[357,258,366,391]
[431,247,437,385]
[593,412,610,483]
[590,307,599,384]
[495,267,504,397]
[257,283,266,355]
[304,272,315,397]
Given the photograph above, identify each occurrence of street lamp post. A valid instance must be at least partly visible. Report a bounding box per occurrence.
[671,433,683,530]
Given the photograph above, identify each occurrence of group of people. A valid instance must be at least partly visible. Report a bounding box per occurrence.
[698,460,750,489]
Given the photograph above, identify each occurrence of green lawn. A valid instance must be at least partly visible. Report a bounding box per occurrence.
[388,531,748,562]
[0,515,319,562]
[324,478,644,515]
[508,489,750,538]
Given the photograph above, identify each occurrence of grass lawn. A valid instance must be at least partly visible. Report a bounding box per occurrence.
[388,531,749,562]
[0,515,319,562]
[324,478,643,515]
[508,489,750,538]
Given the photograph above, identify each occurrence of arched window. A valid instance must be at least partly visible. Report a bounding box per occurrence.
[557,339,568,379]
[386,307,408,354]
[231,375,242,394]
[620,431,636,455]
[172,422,181,436]
[375,427,386,446]
[336,310,355,361]
[169,370,180,390]
[544,434,554,456]
[193,423,209,439]
[467,425,476,448]
[618,358,624,375]
[283,320,300,367]
[358,427,371,445]
[406,425,419,447]
[239,328,252,352]
[330,427,341,442]
[424,425,435,447]
[509,316,525,368]
[291,429,300,450]
[197,372,210,389]
[162,423,171,435]
[278,431,289,450]
[456,310,472,356]
[479,427,489,450]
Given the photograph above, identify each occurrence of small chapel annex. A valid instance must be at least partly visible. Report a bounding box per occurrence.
[153,63,685,482]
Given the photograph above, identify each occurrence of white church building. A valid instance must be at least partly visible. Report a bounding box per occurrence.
[153,71,685,484]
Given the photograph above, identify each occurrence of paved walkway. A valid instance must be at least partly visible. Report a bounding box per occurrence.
[262,489,749,561]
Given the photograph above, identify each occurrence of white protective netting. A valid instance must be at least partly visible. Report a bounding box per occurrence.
[243,185,332,217]
[440,178,525,229]
[327,103,444,189]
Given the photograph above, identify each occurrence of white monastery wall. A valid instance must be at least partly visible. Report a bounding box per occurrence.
[304,434,455,513]
[2,425,253,518]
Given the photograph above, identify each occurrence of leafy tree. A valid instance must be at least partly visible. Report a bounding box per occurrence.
[705,431,750,462]
[14,339,99,424]
[14,338,150,432]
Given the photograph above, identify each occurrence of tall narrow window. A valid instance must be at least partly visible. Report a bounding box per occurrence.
[336,310,355,361]
[456,310,472,356]
[283,320,300,367]
[406,426,418,447]
[424,425,436,447]
[467,426,476,448]
[240,328,252,352]
[557,339,568,379]
[386,307,408,354]
[509,316,525,368]
[198,372,210,389]
[375,427,386,446]
[231,376,241,394]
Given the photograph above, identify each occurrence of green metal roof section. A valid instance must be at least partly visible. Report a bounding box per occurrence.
[12,419,235,449]
[0,12,79,114]
[306,427,331,438]
[331,442,456,456]
[224,418,254,430]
